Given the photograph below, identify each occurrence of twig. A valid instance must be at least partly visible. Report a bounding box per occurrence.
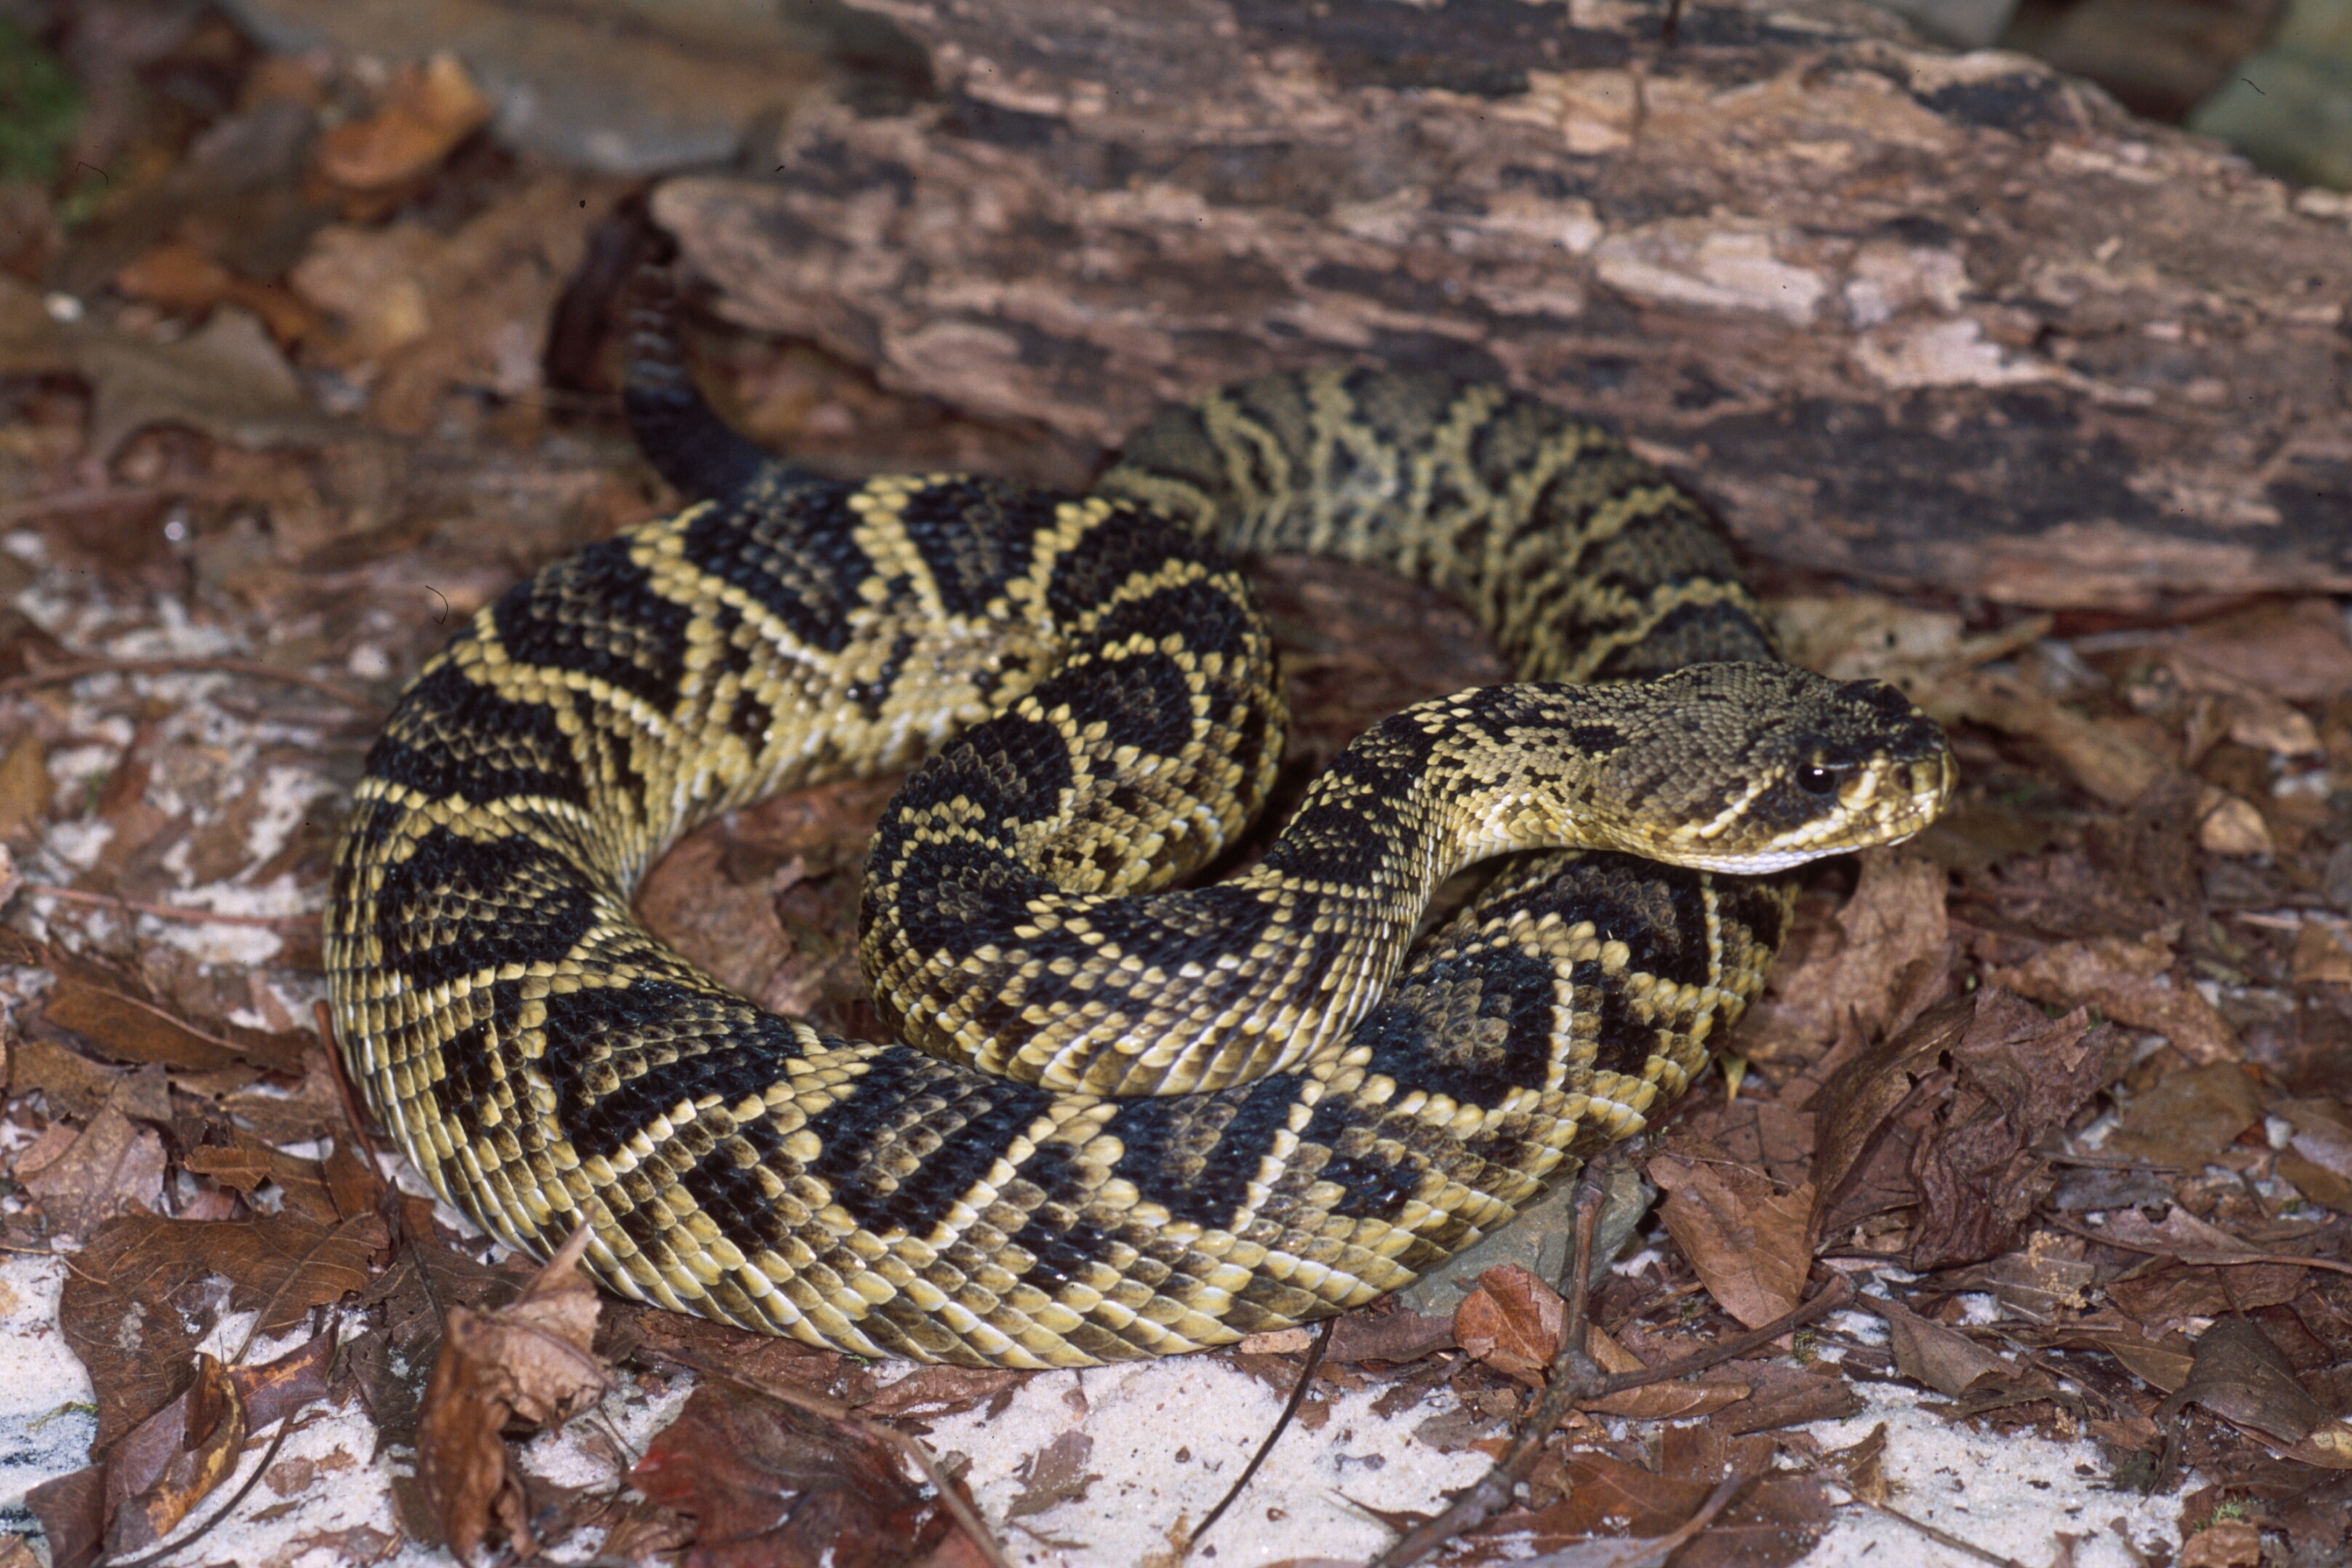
[1189,1316,1334,1556]
[2050,1218,2352,1278]
[314,1000,385,1170]
[658,1351,1016,1568]
[1835,1487,2032,1568]
[1371,1157,1616,1568]
[99,1412,295,1568]
[1371,1253,1855,1566]
[22,883,318,930]
[0,656,385,718]
[0,483,233,525]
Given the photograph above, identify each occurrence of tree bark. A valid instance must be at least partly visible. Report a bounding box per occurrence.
[651,0,2352,609]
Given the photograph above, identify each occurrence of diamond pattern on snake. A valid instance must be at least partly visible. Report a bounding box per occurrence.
[326,282,1954,1367]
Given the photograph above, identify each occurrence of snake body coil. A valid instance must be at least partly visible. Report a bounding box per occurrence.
[328,342,1951,1366]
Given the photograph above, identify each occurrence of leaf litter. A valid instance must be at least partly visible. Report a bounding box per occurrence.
[1,14,2351,1568]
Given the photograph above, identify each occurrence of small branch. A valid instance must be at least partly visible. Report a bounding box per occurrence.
[2050,1218,2352,1278]
[1189,1317,1334,1556]
[1371,1157,1616,1568]
[1372,1257,1855,1568]
[1813,1479,2033,1568]
[21,883,318,930]
[0,657,386,719]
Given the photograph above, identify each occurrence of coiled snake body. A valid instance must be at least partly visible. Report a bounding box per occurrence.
[329,340,1952,1367]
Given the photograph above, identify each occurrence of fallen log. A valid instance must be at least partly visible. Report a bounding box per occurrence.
[653,0,2352,608]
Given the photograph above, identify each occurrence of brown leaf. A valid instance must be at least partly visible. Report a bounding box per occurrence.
[1005,1430,1099,1523]
[1735,849,1951,1062]
[1474,1454,1832,1568]
[316,54,495,192]
[1869,1294,2015,1398]
[62,1210,385,1450]
[350,1205,535,1450]
[417,1229,609,1562]
[2179,1518,2262,1568]
[322,1138,391,1221]
[25,1466,107,1568]
[0,732,52,838]
[101,1354,246,1558]
[861,1364,1027,1420]
[1984,932,2239,1065]
[1650,1157,1813,1330]
[1909,994,2126,1269]
[1809,993,1972,1236]
[231,1330,336,1431]
[21,1097,167,1240]
[1455,1263,1564,1382]
[630,1382,963,1568]
[2291,922,2352,986]
[1327,1308,1457,1364]
[2276,1099,2352,1213]
[2161,1316,2352,1469]
[2164,599,2352,705]
[73,303,339,458]
[7,1034,127,1121]
[1946,670,2172,808]
[41,962,308,1075]
[1825,1422,1890,1505]
[289,177,609,433]
[2106,1063,2268,1167]
[1810,988,2126,1266]
[182,1128,339,1224]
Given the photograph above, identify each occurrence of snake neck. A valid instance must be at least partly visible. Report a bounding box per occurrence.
[860,682,1677,1099]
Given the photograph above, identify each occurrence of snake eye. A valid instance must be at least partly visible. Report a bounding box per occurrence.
[1797,764,1840,795]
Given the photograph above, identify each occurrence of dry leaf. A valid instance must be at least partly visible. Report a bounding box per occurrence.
[2276,1101,2352,1213]
[1005,1431,1099,1523]
[100,1353,246,1558]
[2179,1519,2263,1568]
[114,239,317,343]
[1649,1157,1813,1330]
[1983,931,2239,1065]
[2161,1317,2352,1470]
[2105,1063,2265,1167]
[2164,599,2352,704]
[0,733,52,837]
[73,304,339,458]
[2292,923,2352,986]
[2196,790,2275,857]
[631,1382,966,1568]
[1945,670,2171,808]
[1869,1294,2015,1398]
[316,54,495,192]
[289,177,607,432]
[1906,993,2127,1270]
[417,1229,609,1563]
[1825,1422,1890,1505]
[61,1210,384,1451]
[20,1094,167,1240]
[1735,849,1951,1061]
[1455,1263,1564,1382]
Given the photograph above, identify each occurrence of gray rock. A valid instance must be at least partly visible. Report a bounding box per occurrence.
[1398,1165,1655,1315]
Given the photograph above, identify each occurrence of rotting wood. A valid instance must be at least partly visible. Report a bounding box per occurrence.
[651,0,2352,610]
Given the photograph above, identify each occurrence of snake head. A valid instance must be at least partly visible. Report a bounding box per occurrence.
[1589,662,1956,874]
